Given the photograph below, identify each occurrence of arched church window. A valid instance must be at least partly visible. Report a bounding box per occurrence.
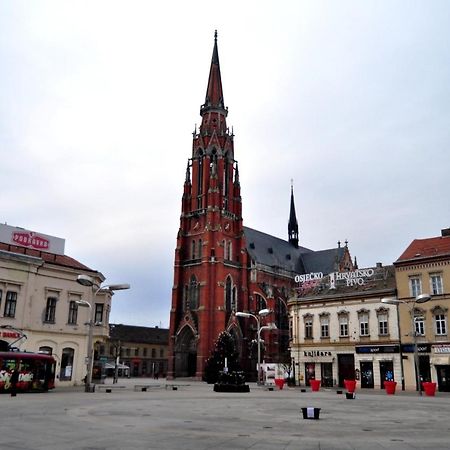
[189,275,199,310]
[232,286,237,311]
[198,239,202,259]
[255,294,267,312]
[225,276,233,311]
[191,240,196,260]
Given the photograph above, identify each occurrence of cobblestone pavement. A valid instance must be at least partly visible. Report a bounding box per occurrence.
[1,379,449,450]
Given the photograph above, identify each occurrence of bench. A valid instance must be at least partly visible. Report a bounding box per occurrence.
[164,383,190,391]
[96,385,126,393]
[134,384,161,392]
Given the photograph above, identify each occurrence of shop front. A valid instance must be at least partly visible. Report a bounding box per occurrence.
[431,344,450,392]
[301,348,335,387]
[402,343,431,390]
[355,345,400,389]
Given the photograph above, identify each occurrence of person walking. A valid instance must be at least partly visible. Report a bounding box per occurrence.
[10,367,19,397]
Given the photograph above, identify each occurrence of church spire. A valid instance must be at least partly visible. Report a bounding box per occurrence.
[200,30,227,117]
[288,181,299,248]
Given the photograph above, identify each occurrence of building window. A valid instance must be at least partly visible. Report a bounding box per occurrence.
[320,315,329,338]
[198,239,202,259]
[378,313,388,336]
[339,315,349,337]
[152,348,156,358]
[409,276,422,297]
[435,314,447,335]
[4,291,17,318]
[414,314,425,336]
[188,276,199,310]
[304,316,313,339]
[95,303,104,324]
[359,312,369,336]
[39,346,52,355]
[126,348,130,356]
[143,348,148,357]
[135,348,139,356]
[255,294,266,312]
[160,348,164,357]
[430,273,443,295]
[44,297,57,323]
[225,276,233,311]
[68,301,78,324]
[191,240,196,260]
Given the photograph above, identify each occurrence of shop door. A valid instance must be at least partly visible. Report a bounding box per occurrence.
[360,361,374,388]
[305,363,315,386]
[337,354,355,387]
[418,355,431,384]
[379,360,394,389]
[321,363,333,387]
[436,365,450,392]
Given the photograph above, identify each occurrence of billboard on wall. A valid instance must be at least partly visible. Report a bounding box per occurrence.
[0,224,65,255]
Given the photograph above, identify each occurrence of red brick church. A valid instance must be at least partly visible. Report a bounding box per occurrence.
[167,32,354,380]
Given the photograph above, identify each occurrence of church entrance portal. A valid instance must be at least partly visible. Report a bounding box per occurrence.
[175,327,197,377]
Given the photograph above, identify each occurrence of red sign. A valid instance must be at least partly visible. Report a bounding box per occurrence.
[1,331,21,339]
[12,232,49,250]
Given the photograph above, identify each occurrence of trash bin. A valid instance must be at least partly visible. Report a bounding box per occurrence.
[310,379,321,392]
[384,380,397,395]
[344,379,357,393]
[301,407,321,420]
[422,382,437,397]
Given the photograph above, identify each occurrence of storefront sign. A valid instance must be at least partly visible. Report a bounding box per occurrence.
[295,272,323,283]
[356,345,399,354]
[433,344,450,354]
[401,344,431,353]
[0,331,21,339]
[0,224,65,255]
[303,350,332,357]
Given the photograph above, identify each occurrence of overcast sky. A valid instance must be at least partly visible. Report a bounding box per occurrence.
[1,1,449,328]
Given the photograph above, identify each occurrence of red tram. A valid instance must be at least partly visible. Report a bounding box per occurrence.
[0,351,56,393]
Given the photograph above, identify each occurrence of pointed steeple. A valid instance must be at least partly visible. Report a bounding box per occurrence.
[288,181,299,248]
[200,31,227,118]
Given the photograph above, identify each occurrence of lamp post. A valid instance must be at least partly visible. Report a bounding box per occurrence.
[235,308,271,385]
[381,293,431,395]
[76,274,130,392]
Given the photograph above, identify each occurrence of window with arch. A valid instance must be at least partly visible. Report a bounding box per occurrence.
[413,308,425,336]
[198,239,202,259]
[303,314,313,339]
[319,313,330,338]
[39,346,53,355]
[254,294,266,312]
[432,306,447,336]
[191,240,196,260]
[189,275,199,310]
[225,276,233,311]
[376,308,389,336]
[197,152,204,209]
[338,311,349,337]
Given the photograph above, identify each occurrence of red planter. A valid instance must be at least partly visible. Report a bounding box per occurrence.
[344,379,357,393]
[422,382,437,397]
[274,378,285,390]
[310,379,321,392]
[384,380,397,395]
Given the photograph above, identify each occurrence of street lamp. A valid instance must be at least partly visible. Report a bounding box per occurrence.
[381,293,431,395]
[235,308,273,385]
[76,274,130,392]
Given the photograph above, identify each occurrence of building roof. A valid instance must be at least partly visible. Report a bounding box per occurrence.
[244,226,349,277]
[109,324,169,345]
[396,234,450,262]
[0,242,94,272]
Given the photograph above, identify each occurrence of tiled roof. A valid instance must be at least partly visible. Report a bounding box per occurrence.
[301,248,345,275]
[0,242,94,271]
[109,324,169,345]
[396,236,450,262]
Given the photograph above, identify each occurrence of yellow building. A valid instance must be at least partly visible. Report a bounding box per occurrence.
[0,224,113,387]
[394,228,450,392]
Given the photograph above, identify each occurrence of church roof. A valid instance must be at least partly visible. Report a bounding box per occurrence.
[243,226,346,277]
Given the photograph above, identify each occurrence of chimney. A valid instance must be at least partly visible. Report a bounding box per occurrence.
[441,228,450,237]
[376,262,383,268]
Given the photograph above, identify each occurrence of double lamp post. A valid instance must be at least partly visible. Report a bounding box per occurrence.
[76,274,130,392]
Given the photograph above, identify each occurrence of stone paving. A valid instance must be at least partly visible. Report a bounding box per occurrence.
[1,378,449,449]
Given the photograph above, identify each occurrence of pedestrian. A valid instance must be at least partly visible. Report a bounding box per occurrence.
[10,367,19,397]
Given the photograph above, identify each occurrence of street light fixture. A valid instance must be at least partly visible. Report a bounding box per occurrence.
[76,274,130,392]
[381,293,431,395]
[235,308,273,385]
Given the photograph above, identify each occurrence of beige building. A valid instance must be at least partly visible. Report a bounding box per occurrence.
[288,264,398,389]
[394,228,450,392]
[0,224,112,386]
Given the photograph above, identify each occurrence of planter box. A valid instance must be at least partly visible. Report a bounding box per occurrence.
[301,407,321,420]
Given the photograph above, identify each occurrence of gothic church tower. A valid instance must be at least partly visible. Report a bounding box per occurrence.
[168,32,248,379]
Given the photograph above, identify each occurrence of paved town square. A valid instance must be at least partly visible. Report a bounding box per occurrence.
[1,379,449,450]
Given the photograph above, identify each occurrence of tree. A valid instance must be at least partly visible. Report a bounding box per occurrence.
[203,331,241,383]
